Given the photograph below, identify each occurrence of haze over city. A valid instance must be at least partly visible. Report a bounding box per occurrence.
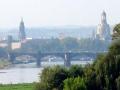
[1,0,120,90]
[0,0,120,29]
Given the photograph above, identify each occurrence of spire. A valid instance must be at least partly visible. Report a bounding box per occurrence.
[19,18,26,42]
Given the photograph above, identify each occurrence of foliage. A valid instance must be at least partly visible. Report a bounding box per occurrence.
[37,66,68,90]
[68,65,84,77]
[15,37,110,53]
[63,77,86,90]
[61,37,79,51]
[116,76,120,90]
[112,23,120,40]
[36,65,85,90]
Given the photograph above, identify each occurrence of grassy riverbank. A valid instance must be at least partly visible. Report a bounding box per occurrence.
[0,83,34,90]
[0,60,11,69]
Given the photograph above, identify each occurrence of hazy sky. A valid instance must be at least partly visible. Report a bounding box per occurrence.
[0,0,120,28]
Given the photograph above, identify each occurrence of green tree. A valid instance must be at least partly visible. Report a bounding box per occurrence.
[63,77,86,90]
[68,65,84,77]
[116,76,120,90]
[61,37,79,51]
[112,23,120,40]
[37,66,68,90]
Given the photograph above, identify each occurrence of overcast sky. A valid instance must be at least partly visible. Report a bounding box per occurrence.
[0,0,120,28]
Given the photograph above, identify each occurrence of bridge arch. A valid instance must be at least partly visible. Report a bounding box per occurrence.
[8,51,100,67]
[38,52,71,67]
[8,52,40,66]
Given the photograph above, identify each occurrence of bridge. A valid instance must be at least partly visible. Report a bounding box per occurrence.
[8,51,102,67]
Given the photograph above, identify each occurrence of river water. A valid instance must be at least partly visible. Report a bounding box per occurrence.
[0,61,93,84]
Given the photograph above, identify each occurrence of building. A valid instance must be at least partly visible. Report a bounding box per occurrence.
[11,42,21,50]
[19,18,26,42]
[7,35,13,51]
[95,11,111,40]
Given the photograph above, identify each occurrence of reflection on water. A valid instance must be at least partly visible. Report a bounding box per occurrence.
[0,61,93,84]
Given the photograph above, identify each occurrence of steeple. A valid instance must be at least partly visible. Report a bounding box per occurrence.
[19,18,26,42]
[101,11,107,23]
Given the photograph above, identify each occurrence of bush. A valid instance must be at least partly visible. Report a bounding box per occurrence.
[37,66,68,90]
[63,77,86,90]
[68,65,84,77]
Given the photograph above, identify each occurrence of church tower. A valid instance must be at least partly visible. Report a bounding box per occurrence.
[101,11,107,23]
[96,11,111,40]
[19,18,26,42]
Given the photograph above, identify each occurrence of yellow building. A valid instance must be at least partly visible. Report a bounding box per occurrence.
[11,42,21,50]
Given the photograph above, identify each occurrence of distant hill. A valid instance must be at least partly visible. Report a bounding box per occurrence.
[0,26,97,39]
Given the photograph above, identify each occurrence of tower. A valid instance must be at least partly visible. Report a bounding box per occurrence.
[19,18,26,42]
[96,11,111,40]
[101,11,106,23]
[7,35,13,51]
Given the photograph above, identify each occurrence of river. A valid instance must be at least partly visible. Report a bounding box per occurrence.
[0,61,93,84]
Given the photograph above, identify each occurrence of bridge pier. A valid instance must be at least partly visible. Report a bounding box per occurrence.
[36,52,41,67]
[7,51,99,67]
[64,52,71,67]
[8,53,15,64]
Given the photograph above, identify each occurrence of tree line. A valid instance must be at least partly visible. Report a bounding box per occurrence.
[16,37,110,53]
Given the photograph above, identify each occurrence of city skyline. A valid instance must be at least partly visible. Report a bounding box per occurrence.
[0,0,120,28]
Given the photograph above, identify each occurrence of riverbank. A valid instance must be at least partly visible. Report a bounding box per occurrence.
[0,83,34,90]
[0,60,11,69]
